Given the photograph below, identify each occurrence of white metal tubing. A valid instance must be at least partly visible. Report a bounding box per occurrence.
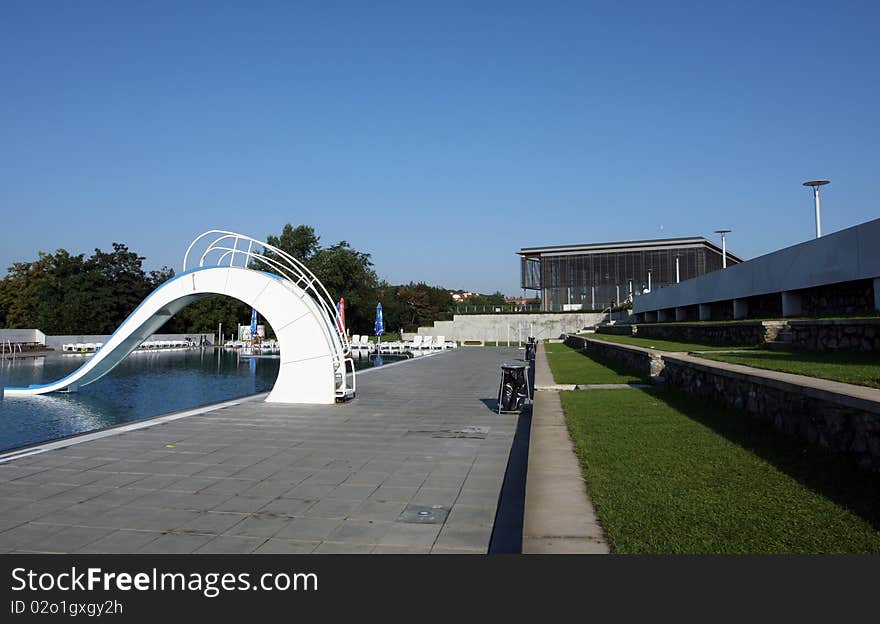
[675,257,680,283]
[647,271,652,291]
[185,231,349,357]
[183,230,351,395]
[722,234,727,268]
[814,186,822,238]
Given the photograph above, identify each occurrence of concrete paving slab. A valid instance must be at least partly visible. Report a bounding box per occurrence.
[195,535,265,554]
[253,538,320,554]
[0,348,522,553]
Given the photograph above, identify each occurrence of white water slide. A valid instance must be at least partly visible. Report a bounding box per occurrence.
[3,231,355,404]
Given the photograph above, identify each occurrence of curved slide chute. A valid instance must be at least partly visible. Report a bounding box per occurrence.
[3,231,354,405]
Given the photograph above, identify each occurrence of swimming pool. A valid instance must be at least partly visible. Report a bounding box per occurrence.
[0,348,400,452]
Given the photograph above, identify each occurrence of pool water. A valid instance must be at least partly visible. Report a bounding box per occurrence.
[0,348,400,453]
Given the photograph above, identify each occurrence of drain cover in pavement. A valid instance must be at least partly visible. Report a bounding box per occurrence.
[397,504,450,524]
[407,426,490,440]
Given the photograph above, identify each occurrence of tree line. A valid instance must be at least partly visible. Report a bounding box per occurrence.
[0,224,468,338]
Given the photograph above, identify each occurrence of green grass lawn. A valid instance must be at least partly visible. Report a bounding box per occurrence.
[698,350,880,389]
[544,342,646,385]
[562,387,880,553]
[587,332,757,352]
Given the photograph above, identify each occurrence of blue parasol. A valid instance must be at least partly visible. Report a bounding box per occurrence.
[374,302,384,336]
[374,302,384,353]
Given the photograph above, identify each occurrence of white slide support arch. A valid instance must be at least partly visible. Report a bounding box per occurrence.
[3,231,354,404]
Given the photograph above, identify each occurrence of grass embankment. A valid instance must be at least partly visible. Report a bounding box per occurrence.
[585,332,757,352]
[698,350,880,390]
[543,343,880,553]
[544,342,646,385]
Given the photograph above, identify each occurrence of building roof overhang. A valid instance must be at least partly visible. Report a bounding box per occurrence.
[517,237,743,263]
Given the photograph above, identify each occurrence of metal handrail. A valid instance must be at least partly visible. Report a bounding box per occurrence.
[182,230,352,397]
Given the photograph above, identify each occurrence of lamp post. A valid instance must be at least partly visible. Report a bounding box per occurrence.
[803,180,829,238]
[647,269,652,292]
[675,255,680,283]
[715,229,731,268]
[628,279,633,300]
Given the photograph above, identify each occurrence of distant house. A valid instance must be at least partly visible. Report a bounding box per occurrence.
[450,291,477,302]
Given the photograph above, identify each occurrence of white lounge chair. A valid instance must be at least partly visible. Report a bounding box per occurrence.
[433,336,446,350]
[420,336,435,350]
[351,334,361,347]
[405,335,423,351]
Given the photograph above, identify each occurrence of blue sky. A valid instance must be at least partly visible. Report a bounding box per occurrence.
[2,1,878,294]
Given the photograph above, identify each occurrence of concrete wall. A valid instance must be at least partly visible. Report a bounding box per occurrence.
[634,217,880,316]
[45,333,214,349]
[417,312,606,342]
[0,329,46,345]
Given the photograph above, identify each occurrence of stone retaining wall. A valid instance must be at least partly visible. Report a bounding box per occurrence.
[593,324,635,336]
[800,279,875,317]
[785,319,880,352]
[564,335,664,379]
[557,335,880,470]
[662,355,880,471]
[596,319,880,351]
[620,321,778,345]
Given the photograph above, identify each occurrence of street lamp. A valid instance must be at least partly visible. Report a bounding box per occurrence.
[803,180,829,238]
[715,229,731,268]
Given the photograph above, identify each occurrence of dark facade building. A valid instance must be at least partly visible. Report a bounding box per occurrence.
[518,237,742,311]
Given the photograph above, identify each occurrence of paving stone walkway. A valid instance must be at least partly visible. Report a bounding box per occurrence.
[0,348,522,554]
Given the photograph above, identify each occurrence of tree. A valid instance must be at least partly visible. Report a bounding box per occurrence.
[0,250,102,334]
[167,295,251,339]
[374,282,453,332]
[309,241,378,333]
[0,245,178,335]
[88,243,153,333]
[0,225,460,339]
[266,224,320,264]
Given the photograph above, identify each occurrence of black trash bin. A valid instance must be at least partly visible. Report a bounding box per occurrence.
[524,337,536,361]
[497,363,531,414]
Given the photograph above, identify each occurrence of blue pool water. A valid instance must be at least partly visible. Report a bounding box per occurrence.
[0,349,395,453]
